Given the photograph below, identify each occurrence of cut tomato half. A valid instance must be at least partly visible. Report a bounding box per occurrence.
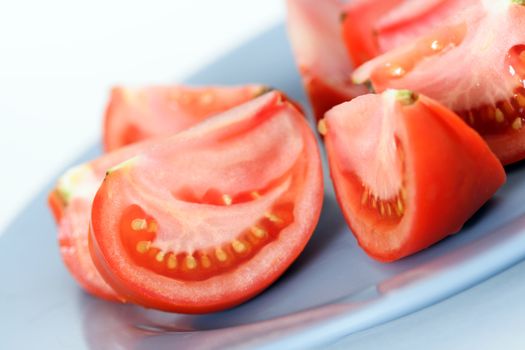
[48,143,150,301]
[90,91,323,313]
[354,1,525,164]
[286,0,366,122]
[103,84,268,152]
[323,90,505,262]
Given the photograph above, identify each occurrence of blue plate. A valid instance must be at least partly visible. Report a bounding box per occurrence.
[3,24,525,350]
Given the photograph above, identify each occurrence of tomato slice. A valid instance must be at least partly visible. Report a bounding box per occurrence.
[286,0,366,122]
[103,84,268,152]
[89,91,323,313]
[341,0,405,67]
[323,90,505,262]
[48,143,150,301]
[354,2,525,164]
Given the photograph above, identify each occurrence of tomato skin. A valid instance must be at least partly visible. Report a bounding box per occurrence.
[48,190,65,223]
[49,188,118,300]
[485,128,525,165]
[324,92,505,262]
[305,76,363,124]
[48,185,120,301]
[103,85,268,152]
[286,0,366,122]
[90,91,323,313]
[48,142,153,301]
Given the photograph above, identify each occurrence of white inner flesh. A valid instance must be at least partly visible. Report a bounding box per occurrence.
[329,91,403,200]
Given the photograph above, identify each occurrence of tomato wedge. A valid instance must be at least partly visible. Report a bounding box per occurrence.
[286,0,366,122]
[103,84,268,152]
[353,1,525,164]
[89,91,323,313]
[48,143,150,301]
[323,90,505,262]
[49,89,299,303]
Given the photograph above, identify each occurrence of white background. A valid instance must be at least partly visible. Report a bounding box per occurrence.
[0,0,283,232]
[1,1,524,348]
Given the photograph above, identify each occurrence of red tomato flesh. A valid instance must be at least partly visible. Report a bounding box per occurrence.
[341,0,405,67]
[342,0,478,66]
[103,84,268,152]
[90,91,324,313]
[286,0,366,122]
[354,1,525,164]
[375,0,478,53]
[323,90,505,262]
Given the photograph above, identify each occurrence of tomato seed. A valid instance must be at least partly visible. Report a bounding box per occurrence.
[167,255,177,269]
[131,218,147,231]
[264,213,283,224]
[201,255,211,268]
[185,256,197,269]
[495,108,505,123]
[317,119,328,135]
[232,240,247,254]
[512,118,523,130]
[136,241,151,254]
[215,248,228,262]
[396,197,405,216]
[222,194,233,206]
[147,221,157,232]
[250,226,267,238]
[155,251,165,262]
[360,184,406,219]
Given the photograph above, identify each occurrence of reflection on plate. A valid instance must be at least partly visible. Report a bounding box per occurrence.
[2,24,525,350]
